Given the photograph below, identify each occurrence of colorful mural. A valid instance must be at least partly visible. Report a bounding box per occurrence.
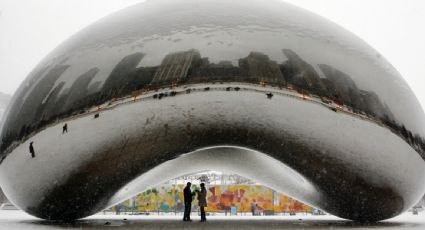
[116,184,312,213]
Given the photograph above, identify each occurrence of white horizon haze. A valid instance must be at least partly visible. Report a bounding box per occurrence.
[0,0,424,112]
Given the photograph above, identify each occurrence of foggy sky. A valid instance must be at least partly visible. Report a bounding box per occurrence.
[0,0,424,110]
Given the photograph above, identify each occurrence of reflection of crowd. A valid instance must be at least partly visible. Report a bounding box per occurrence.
[251,202,259,216]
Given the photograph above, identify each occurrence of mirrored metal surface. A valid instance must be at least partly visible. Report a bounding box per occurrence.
[0,0,424,222]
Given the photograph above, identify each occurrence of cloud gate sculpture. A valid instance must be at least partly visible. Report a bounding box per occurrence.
[1,0,425,222]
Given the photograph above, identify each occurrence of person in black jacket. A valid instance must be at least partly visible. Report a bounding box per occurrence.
[198,183,207,222]
[29,142,35,158]
[183,182,195,221]
[62,123,68,134]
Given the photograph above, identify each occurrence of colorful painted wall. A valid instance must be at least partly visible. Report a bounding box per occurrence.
[116,184,312,213]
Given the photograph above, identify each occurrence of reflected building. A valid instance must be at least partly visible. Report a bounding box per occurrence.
[0,0,425,222]
[239,52,285,85]
[281,49,326,96]
[152,49,201,85]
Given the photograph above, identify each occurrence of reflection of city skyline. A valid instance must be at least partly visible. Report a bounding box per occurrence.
[1,49,424,159]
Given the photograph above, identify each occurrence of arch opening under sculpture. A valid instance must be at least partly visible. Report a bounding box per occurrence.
[106,146,321,212]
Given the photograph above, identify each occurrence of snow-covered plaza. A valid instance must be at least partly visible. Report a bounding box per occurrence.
[0,210,425,229]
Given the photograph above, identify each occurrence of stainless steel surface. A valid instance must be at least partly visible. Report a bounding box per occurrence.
[0,0,424,222]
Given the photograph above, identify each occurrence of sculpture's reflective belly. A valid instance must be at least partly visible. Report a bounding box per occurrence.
[0,0,424,222]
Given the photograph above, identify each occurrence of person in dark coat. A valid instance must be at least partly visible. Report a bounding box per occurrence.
[198,183,207,222]
[29,142,35,158]
[62,123,68,134]
[266,93,274,99]
[183,182,195,221]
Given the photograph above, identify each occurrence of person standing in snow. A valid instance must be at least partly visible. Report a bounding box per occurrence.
[198,183,207,222]
[29,142,35,158]
[183,182,195,221]
[62,123,68,134]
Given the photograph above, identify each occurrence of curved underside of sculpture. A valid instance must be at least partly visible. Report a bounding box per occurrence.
[1,0,425,222]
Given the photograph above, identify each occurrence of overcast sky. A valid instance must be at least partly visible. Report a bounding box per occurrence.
[0,0,424,110]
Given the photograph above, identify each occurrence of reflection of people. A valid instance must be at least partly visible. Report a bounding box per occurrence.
[251,202,256,216]
[62,123,68,134]
[115,204,122,215]
[198,183,207,222]
[183,182,195,221]
[266,93,273,99]
[29,142,35,158]
[231,204,237,215]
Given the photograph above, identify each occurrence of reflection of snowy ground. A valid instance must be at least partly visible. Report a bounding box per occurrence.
[92,83,376,124]
[1,86,424,220]
[0,210,425,229]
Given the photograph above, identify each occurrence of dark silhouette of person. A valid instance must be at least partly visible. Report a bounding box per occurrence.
[29,142,35,158]
[63,123,68,134]
[251,202,256,216]
[198,183,207,222]
[183,182,195,221]
[266,93,273,99]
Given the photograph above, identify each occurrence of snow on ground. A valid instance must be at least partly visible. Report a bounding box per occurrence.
[0,210,425,229]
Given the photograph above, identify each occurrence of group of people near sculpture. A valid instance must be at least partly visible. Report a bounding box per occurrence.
[183,182,208,222]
